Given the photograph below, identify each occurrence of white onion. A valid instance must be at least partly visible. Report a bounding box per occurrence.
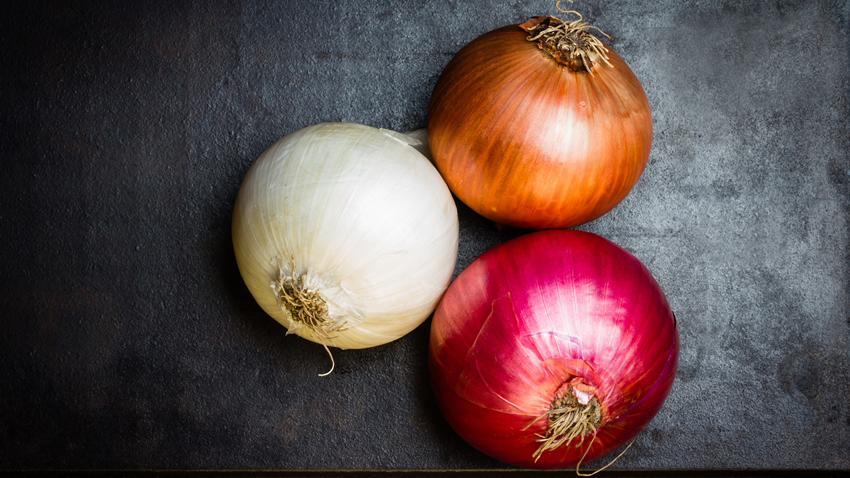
[232,123,459,365]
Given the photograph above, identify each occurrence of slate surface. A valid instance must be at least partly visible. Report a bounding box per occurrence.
[1,0,848,472]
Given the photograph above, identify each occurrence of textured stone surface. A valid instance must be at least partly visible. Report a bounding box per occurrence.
[0,0,848,471]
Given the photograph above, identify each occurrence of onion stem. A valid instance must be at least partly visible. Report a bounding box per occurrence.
[523,8,613,73]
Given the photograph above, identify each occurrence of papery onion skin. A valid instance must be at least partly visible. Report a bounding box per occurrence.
[428,230,678,469]
[233,123,459,350]
[427,19,652,229]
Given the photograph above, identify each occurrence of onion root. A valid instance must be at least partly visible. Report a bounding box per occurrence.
[529,386,602,461]
[271,257,339,376]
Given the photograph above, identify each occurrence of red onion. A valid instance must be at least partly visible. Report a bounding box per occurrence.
[429,230,678,469]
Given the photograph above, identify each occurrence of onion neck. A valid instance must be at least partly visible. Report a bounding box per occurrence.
[520,11,613,73]
[532,381,602,461]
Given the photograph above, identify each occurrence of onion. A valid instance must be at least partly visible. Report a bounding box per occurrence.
[428,230,678,469]
[427,11,652,229]
[233,123,459,373]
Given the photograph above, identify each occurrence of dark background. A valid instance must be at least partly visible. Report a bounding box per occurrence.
[1,0,848,473]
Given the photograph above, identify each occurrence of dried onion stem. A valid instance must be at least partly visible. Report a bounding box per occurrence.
[524,4,613,73]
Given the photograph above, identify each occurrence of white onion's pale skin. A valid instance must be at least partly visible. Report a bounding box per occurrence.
[232,123,459,352]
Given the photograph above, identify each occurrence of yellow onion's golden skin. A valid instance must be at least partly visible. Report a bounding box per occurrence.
[428,23,652,229]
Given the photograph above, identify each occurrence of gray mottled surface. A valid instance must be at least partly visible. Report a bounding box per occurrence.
[1,0,848,471]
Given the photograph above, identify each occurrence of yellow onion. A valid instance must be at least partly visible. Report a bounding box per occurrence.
[428,12,652,229]
[232,123,459,373]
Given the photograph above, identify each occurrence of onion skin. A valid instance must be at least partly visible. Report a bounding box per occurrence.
[427,21,652,229]
[428,230,678,469]
[232,123,459,351]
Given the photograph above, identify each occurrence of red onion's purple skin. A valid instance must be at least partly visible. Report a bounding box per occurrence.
[429,230,678,469]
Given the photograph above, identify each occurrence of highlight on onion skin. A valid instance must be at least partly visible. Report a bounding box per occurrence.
[427,15,653,229]
[428,230,678,469]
